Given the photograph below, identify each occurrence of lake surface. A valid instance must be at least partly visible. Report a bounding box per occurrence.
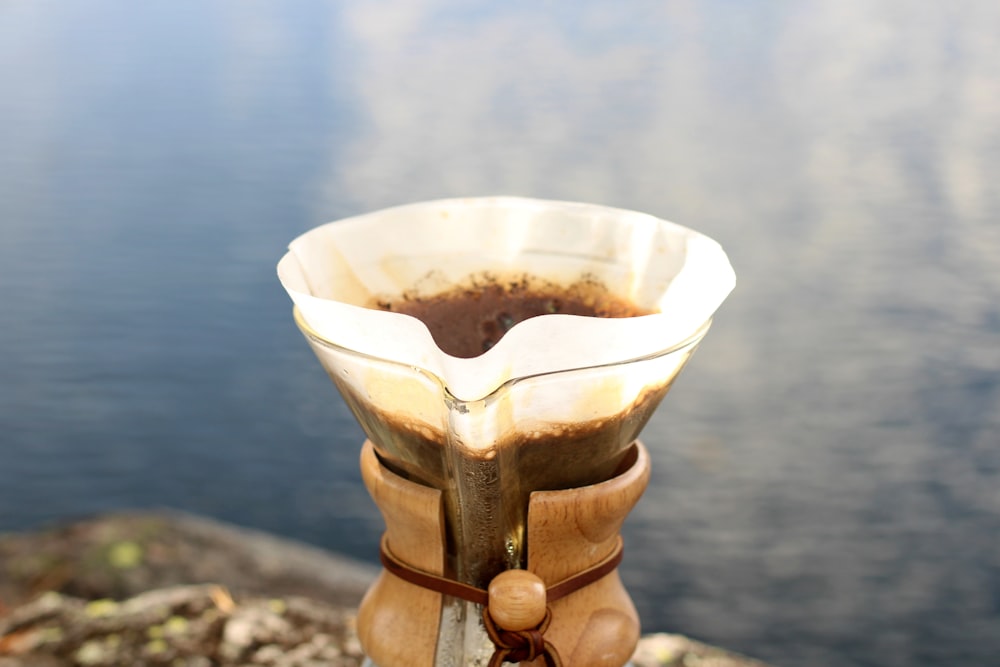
[2,2,999,665]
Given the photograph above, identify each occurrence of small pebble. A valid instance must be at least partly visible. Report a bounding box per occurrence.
[75,640,107,665]
[251,644,285,664]
[165,615,189,635]
[145,638,168,654]
[84,599,119,618]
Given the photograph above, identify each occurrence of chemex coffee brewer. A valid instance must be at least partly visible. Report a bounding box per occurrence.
[278,197,735,666]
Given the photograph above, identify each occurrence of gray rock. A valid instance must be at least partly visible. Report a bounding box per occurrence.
[0,511,770,667]
[0,510,376,608]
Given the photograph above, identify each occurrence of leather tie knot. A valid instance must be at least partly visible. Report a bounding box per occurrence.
[378,535,623,667]
[483,607,561,667]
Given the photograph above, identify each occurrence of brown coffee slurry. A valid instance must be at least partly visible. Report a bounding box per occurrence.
[343,376,677,584]
[372,274,655,358]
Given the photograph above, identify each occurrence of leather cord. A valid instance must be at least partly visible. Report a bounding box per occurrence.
[482,605,559,667]
[379,535,624,665]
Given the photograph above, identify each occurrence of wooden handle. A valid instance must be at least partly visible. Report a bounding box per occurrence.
[357,441,445,666]
[526,442,650,666]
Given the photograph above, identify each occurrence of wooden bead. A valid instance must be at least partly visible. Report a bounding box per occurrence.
[487,569,547,631]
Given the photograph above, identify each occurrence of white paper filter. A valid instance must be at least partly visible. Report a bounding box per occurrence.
[278,197,735,402]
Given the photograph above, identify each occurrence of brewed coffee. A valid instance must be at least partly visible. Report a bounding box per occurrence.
[373,274,654,358]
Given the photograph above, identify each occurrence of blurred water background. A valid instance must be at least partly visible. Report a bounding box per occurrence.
[2,1,999,665]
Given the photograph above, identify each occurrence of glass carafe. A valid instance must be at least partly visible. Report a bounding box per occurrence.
[278,197,735,666]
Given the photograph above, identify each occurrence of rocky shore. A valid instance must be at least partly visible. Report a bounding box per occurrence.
[0,511,770,666]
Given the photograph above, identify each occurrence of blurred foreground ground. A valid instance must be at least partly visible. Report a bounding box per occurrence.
[0,511,769,666]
